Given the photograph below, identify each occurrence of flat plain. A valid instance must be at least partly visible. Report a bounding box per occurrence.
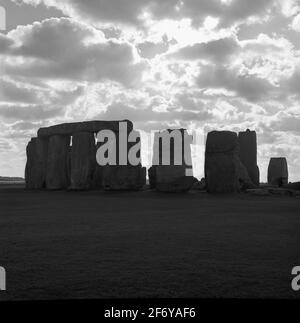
[1,184,300,300]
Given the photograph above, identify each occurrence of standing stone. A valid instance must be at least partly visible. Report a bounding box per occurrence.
[46,135,70,190]
[238,129,260,186]
[95,127,145,190]
[268,157,288,187]
[150,129,194,192]
[70,132,96,190]
[25,137,48,189]
[92,142,104,189]
[205,131,254,193]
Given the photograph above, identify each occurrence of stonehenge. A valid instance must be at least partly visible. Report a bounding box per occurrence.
[268,157,288,187]
[205,131,255,193]
[25,120,145,191]
[26,120,292,194]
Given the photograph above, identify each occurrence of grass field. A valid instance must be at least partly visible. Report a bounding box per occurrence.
[1,185,300,300]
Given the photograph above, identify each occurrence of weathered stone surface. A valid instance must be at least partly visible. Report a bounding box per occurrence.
[38,120,133,138]
[102,166,146,190]
[70,132,96,190]
[25,137,48,189]
[148,166,157,189]
[149,129,194,192]
[205,131,254,193]
[268,157,288,186]
[46,135,70,190]
[238,129,260,186]
[92,142,104,189]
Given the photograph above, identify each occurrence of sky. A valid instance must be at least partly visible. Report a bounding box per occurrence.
[0,0,300,181]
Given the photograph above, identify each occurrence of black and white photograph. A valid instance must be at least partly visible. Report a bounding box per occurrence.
[0,0,300,317]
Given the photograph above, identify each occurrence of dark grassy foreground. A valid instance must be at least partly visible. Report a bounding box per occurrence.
[0,185,300,300]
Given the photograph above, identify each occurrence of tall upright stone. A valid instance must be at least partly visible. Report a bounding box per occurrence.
[46,135,70,190]
[70,132,96,190]
[268,157,288,186]
[92,142,104,189]
[238,129,260,186]
[25,137,48,189]
[96,126,146,190]
[149,129,195,192]
[205,131,253,193]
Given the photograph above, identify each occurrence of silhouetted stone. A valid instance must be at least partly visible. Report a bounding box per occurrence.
[155,170,197,192]
[238,129,260,186]
[38,120,133,138]
[268,157,288,186]
[283,182,300,190]
[102,165,146,191]
[25,137,48,189]
[246,188,271,196]
[92,142,104,189]
[205,131,254,193]
[46,135,70,190]
[192,177,206,191]
[150,129,194,192]
[70,132,96,190]
[268,187,296,197]
[148,166,157,189]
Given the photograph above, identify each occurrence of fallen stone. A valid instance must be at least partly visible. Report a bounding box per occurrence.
[283,182,300,190]
[70,132,96,190]
[267,187,296,197]
[156,176,197,193]
[246,189,271,196]
[102,165,146,191]
[46,135,70,190]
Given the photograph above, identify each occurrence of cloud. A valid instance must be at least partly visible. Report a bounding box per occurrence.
[137,37,170,59]
[11,0,280,29]
[2,18,147,86]
[196,64,275,102]
[170,37,239,63]
[0,103,64,121]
